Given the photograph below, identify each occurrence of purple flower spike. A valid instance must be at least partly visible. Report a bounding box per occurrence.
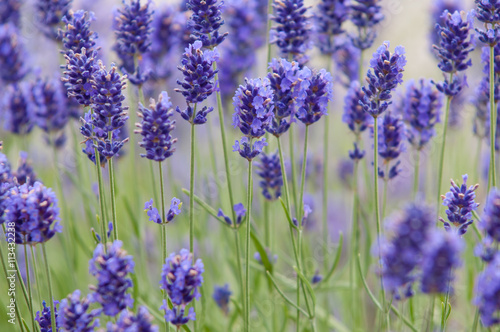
[89,240,135,316]
[187,0,228,49]
[60,10,98,55]
[144,199,162,224]
[0,23,29,84]
[217,203,246,226]
[57,289,101,331]
[136,91,177,162]
[107,307,158,331]
[475,0,500,45]
[481,188,500,242]
[2,82,35,135]
[62,48,99,107]
[343,80,372,135]
[256,151,283,201]
[213,284,231,315]
[36,300,59,332]
[233,137,268,161]
[35,0,71,40]
[376,111,405,180]
[440,174,479,235]
[360,42,406,118]
[474,252,500,327]
[295,68,333,126]
[349,0,384,50]
[314,0,349,55]
[0,0,21,27]
[166,198,182,222]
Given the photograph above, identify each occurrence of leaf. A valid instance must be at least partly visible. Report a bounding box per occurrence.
[279,197,297,229]
[250,229,273,275]
[182,188,232,228]
[322,232,343,284]
[293,266,316,313]
[266,271,310,318]
[356,254,383,311]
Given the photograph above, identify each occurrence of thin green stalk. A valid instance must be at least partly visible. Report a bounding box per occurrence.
[426,296,436,332]
[382,167,389,219]
[0,241,25,332]
[234,230,245,326]
[158,161,170,332]
[108,157,119,240]
[489,45,497,189]
[42,243,56,332]
[413,149,421,199]
[350,160,360,328]
[289,127,299,215]
[150,161,160,205]
[298,125,309,221]
[475,138,482,186]
[189,118,196,254]
[30,246,42,307]
[265,0,273,69]
[245,159,254,332]
[373,116,388,330]
[24,244,35,332]
[436,74,453,217]
[440,272,453,331]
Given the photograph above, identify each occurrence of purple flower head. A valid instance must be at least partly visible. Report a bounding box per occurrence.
[440,174,479,235]
[332,37,360,87]
[62,48,99,107]
[474,252,500,327]
[107,307,158,332]
[136,91,177,162]
[36,300,59,332]
[213,284,231,315]
[271,0,312,63]
[360,42,406,118]
[343,80,372,134]
[403,79,443,150]
[256,151,283,201]
[175,104,214,125]
[254,248,278,265]
[60,10,98,55]
[218,203,246,226]
[113,0,153,77]
[338,158,354,188]
[0,23,28,83]
[2,82,35,135]
[420,231,463,294]
[378,203,434,299]
[348,142,365,162]
[187,0,228,49]
[433,10,474,96]
[2,181,62,244]
[175,41,218,105]
[429,0,463,52]
[160,249,204,327]
[481,188,500,242]
[376,112,405,179]
[57,289,101,331]
[144,199,162,224]
[35,0,71,40]
[89,240,135,316]
[314,0,349,54]
[311,271,323,284]
[295,68,333,125]
[233,137,268,161]
[232,77,275,138]
[266,58,310,136]
[13,151,37,186]
[167,197,182,222]
[0,0,21,27]
[475,0,500,45]
[349,0,384,50]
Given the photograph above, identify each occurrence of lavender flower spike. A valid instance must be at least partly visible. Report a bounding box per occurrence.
[0,23,29,83]
[2,82,35,135]
[481,188,500,242]
[376,112,405,180]
[62,48,98,107]
[35,0,71,40]
[343,80,372,135]
[136,91,177,162]
[295,68,333,125]
[107,307,158,331]
[57,289,101,331]
[60,10,98,55]
[213,284,231,315]
[314,0,349,54]
[475,0,500,45]
[217,203,246,227]
[349,0,384,50]
[187,0,228,49]
[360,42,406,118]
[36,300,59,332]
[474,252,500,327]
[440,174,479,235]
[256,151,283,201]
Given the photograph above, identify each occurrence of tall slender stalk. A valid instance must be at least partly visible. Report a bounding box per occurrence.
[233,230,245,328]
[289,127,299,215]
[436,74,453,217]
[41,243,56,332]
[244,159,253,332]
[189,118,196,254]
[108,157,118,240]
[413,149,421,199]
[24,244,35,332]
[0,241,25,332]
[298,126,309,221]
[489,45,497,190]
[158,161,170,332]
[265,0,273,68]
[30,246,42,307]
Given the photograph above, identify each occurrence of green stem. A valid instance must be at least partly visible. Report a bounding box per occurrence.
[158,161,169,332]
[24,244,35,332]
[265,0,273,69]
[440,271,453,331]
[382,163,389,219]
[373,116,388,330]
[298,126,309,221]
[0,240,25,332]
[234,230,245,326]
[245,159,254,332]
[350,160,360,327]
[149,161,160,205]
[436,75,453,218]
[108,157,118,240]
[289,127,299,215]
[413,149,421,199]
[189,119,196,254]
[489,45,497,190]
[30,246,42,307]
[42,243,56,332]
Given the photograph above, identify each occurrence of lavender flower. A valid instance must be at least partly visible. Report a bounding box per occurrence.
[2,181,62,244]
[217,203,246,226]
[481,188,500,242]
[212,284,231,315]
[440,174,479,235]
[60,10,98,55]
[271,0,312,63]
[57,290,101,331]
[175,41,218,121]
[2,82,34,135]
[378,203,434,299]
[332,37,360,87]
[0,23,28,83]
[89,240,135,316]
[187,0,228,49]
[160,249,204,328]
[136,91,177,162]
[420,231,463,294]
[36,300,59,332]
[376,112,405,180]
[433,10,474,96]
[254,248,278,265]
[473,79,492,139]
[295,68,333,125]
[35,0,71,40]
[475,0,500,45]
[314,0,349,54]
[144,199,161,224]
[256,151,283,201]
[0,0,21,26]
[13,151,37,186]
[360,42,406,118]
[266,58,310,137]
[474,252,500,327]
[343,81,372,136]
[338,158,354,188]
[429,0,463,53]
[62,48,98,107]
[348,143,365,162]
[107,307,158,332]
[349,0,384,50]
[32,75,70,147]
[402,79,443,150]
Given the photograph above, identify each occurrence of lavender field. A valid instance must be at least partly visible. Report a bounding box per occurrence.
[0,0,499,331]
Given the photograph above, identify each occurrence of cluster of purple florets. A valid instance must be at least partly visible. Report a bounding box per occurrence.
[218,203,246,227]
